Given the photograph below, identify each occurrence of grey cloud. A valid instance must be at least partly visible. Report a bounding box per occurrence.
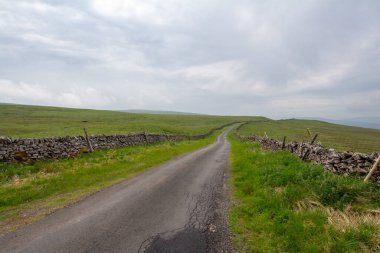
[0,0,379,119]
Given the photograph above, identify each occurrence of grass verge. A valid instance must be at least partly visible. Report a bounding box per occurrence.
[228,133,380,252]
[0,132,219,235]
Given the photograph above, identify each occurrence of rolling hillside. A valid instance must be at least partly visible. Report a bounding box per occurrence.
[0,104,264,138]
[238,119,380,153]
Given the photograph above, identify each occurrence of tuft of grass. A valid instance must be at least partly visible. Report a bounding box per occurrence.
[228,134,380,252]
[238,119,380,153]
[0,132,220,235]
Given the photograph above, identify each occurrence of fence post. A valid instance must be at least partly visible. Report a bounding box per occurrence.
[143,132,148,144]
[364,155,380,182]
[281,136,286,150]
[83,128,93,153]
[310,134,318,145]
[302,134,318,161]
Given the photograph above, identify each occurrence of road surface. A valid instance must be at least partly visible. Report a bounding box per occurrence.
[0,129,232,253]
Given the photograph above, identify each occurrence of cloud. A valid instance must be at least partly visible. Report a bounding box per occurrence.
[0,0,379,119]
[91,0,199,26]
[125,88,173,108]
[0,79,113,108]
[344,89,380,112]
[288,62,354,92]
[21,32,74,48]
[0,79,53,101]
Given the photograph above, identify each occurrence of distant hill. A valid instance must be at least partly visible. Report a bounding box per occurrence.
[335,117,380,130]
[120,109,202,115]
[301,117,380,130]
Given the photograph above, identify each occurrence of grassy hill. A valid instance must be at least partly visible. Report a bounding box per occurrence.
[238,119,380,153]
[120,109,200,115]
[1,104,379,153]
[0,104,264,138]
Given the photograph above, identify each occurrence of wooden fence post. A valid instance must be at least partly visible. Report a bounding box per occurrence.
[143,132,148,144]
[83,128,93,153]
[310,134,319,145]
[306,128,312,138]
[281,136,286,150]
[364,155,380,182]
[302,134,318,161]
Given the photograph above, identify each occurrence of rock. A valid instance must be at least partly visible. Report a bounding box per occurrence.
[332,159,341,164]
[370,152,379,160]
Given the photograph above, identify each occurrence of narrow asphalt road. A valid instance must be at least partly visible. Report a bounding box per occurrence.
[0,129,232,253]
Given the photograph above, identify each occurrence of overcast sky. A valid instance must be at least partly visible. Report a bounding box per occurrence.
[0,0,379,118]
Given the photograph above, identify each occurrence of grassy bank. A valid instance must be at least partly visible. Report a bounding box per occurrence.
[238,119,380,153]
[0,132,220,235]
[0,104,264,137]
[229,134,380,252]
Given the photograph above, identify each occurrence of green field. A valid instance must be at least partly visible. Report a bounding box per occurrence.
[0,132,221,235]
[229,134,380,252]
[238,119,380,154]
[0,104,264,138]
[0,104,265,234]
[2,103,380,248]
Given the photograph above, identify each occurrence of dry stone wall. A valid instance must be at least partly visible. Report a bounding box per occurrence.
[238,134,380,184]
[0,134,189,163]
[0,122,238,163]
